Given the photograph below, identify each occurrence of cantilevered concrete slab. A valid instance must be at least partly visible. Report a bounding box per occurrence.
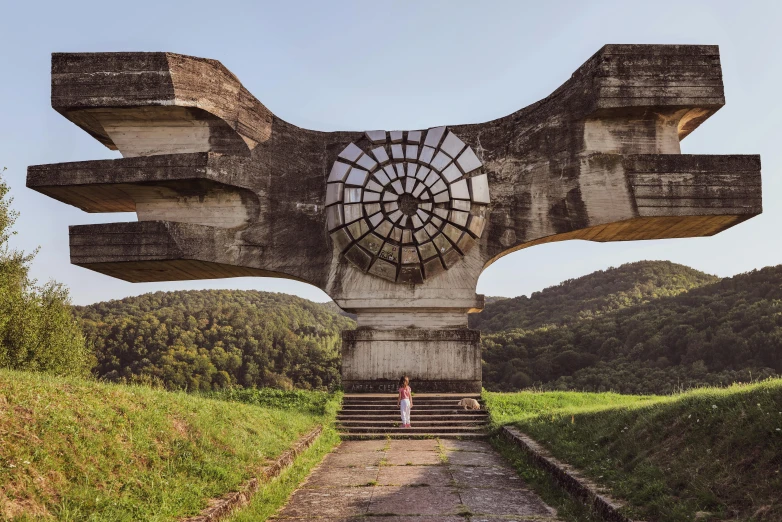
[29,45,762,392]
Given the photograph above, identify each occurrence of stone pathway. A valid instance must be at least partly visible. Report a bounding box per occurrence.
[271,438,561,521]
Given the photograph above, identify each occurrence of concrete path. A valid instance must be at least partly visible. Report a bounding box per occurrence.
[271,438,561,522]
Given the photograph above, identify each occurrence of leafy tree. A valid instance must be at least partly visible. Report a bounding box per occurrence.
[0,168,90,375]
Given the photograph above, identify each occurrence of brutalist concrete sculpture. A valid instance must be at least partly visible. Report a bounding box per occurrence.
[28,45,762,392]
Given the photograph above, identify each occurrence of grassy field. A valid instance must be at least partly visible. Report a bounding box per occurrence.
[0,369,339,521]
[484,380,782,521]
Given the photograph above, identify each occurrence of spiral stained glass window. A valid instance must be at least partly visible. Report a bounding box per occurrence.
[326,127,489,284]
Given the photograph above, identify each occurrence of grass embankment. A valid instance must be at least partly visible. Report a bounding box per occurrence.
[0,369,340,521]
[225,428,341,522]
[485,380,782,521]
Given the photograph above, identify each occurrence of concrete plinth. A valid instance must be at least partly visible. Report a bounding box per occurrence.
[341,328,481,393]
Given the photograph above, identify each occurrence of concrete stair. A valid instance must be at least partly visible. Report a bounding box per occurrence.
[337,393,489,439]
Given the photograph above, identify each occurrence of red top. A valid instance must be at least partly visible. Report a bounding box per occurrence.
[399,386,411,401]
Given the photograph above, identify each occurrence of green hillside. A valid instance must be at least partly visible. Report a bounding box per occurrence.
[482,263,782,393]
[0,368,338,521]
[471,261,718,332]
[76,291,355,392]
[485,379,782,521]
[74,262,782,396]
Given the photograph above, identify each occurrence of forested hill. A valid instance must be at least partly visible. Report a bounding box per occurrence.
[74,261,782,395]
[76,291,355,391]
[482,264,782,394]
[470,261,718,332]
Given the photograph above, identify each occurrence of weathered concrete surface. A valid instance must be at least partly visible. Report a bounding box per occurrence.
[270,439,560,521]
[342,329,481,393]
[28,45,763,391]
[336,394,488,438]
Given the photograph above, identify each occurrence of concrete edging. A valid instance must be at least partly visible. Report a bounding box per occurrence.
[180,424,324,522]
[501,426,635,522]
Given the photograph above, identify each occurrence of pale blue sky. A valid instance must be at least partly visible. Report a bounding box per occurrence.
[0,0,780,305]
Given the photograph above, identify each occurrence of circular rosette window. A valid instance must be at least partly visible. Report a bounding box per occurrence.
[325,127,489,284]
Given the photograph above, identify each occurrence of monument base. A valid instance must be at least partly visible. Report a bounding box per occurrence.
[341,328,481,393]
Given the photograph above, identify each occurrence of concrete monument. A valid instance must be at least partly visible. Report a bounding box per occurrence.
[28,45,762,392]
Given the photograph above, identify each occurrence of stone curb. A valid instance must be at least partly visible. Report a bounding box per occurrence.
[500,426,635,522]
[180,425,324,522]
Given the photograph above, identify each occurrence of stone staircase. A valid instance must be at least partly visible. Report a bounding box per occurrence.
[337,393,489,439]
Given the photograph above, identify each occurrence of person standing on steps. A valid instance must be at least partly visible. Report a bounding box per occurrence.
[397,375,413,428]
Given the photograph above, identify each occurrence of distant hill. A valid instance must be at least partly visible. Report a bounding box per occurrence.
[481,262,782,393]
[75,261,782,395]
[76,290,355,391]
[471,261,718,332]
[484,296,509,306]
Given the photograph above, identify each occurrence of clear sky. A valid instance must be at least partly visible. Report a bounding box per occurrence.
[0,0,779,306]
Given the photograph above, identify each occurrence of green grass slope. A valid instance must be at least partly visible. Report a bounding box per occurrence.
[0,369,338,521]
[485,380,782,521]
[484,389,662,427]
[224,429,342,522]
[471,260,717,332]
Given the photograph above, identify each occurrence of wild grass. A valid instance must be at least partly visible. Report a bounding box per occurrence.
[204,387,341,416]
[483,388,661,427]
[484,379,782,521]
[0,369,339,521]
[490,433,600,522]
[224,428,341,521]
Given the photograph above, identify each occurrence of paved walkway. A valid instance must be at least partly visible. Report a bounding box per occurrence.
[271,438,561,522]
